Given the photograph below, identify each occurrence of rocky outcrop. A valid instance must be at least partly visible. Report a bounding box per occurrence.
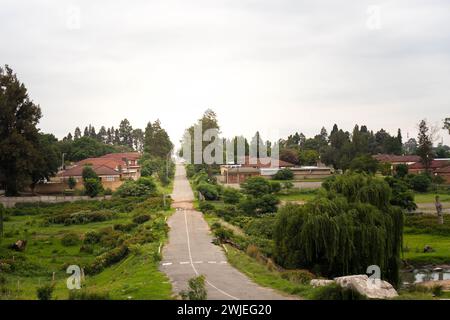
[310,274,398,299]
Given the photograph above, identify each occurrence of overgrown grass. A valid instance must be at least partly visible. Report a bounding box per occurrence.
[0,198,173,300]
[277,189,318,202]
[414,193,450,203]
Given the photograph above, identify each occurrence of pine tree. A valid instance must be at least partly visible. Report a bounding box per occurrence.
[417,119,434,171]
[74,127,81,140]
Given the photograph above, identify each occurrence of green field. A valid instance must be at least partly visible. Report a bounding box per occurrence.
[277,190,318,202]
[403,234,450,265]
[414,193,450,204]
[0,197,173,300]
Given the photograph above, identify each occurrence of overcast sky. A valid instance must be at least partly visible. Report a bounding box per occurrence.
[1,0,450,147]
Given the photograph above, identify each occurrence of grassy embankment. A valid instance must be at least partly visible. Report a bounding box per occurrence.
[0,184,175,300]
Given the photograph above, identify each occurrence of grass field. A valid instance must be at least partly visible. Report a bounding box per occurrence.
[403,233,450,265]
[414,193,450,204]
[0,197,173,300]
[277,190,318,203]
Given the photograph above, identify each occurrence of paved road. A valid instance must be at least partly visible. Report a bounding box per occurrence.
[160,164,292,300]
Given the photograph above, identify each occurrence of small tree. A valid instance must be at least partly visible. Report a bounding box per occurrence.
[84,178,103,197]
[241,177,272,197]
[417,120,434,172]
[180,275,207,300]
[349,154,379,175]
[222,187,241,204]
[36,284,54,300]
[273,168,294,180]
[67,176,77,189]
[394,164,408,179]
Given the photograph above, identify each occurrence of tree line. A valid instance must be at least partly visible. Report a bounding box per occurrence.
[0,65,173,196]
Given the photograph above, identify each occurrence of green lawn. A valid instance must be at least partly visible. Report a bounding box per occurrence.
[414,193,450,204]
[277,190,318,202]
[403,233,450,265]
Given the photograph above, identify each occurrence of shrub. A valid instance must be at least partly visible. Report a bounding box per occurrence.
[46,210,115,225]
[36,284,54,300]
[84,178,103,198]
[85,245,129,274]
[311,283,367,300]
[239,194,279,215]
[84,231,101,244]
[241,177,272,197]
[132,214,151,224]
[197,182,219,200]
[114,177,158,198]
[273,168,294,180]
[395,164,409,179]
[349,154,379,175]
[222,188,241,204]
[198,202,215,213]
[213,227,233,242]
[246,244,262,260]
[114,222,138,232]
[408,174,431,193]
[68,176,77,189]
[180,275,207,300]
[61,232,80,246]
[281,270,314,284]
[269,181,282,193]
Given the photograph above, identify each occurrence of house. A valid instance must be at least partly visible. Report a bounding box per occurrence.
[408,159,450,174]
[373,154,421,166]
[57,164,122,190]
[434,166,450,183]
[289,166,333,180]
[220,156,295,184]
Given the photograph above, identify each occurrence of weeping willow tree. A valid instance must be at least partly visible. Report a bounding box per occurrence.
[274,173,403,287]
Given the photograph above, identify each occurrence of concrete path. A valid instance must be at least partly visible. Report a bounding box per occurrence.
[160,164,292,300]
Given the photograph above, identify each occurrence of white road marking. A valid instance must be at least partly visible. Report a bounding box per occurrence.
[207,261,217,264]
[220,261,227,264]
[162,262,172,266]
[183,209,239,300]
[180,261,189,265]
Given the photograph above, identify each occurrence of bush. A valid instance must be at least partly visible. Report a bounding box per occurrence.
[269,181,281,193]
[114,177,158,198]
[36,284,54,300]
[46,210,115,225]
[408,174,431,193]
[311,283,367,300]
[132,214,151,224]
[239,194,279,215]
[395,164,409,179]
[197,182,219,200]
[68,176,77,189]
[84,178,103,198]
[85,245,129,274]
[273,168,294,180]
[180,275,207,300]
[198,202,215,213]
[241,177,272,197]
[281,270,314,284]
[114,222,138,232]
[61,232,80,246]
[84,231,101,244]
[222,188,241,204]
[213,227,233,242]
[349,154,379,175]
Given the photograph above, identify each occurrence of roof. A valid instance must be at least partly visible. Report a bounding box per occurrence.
[223,167,260,174]
[238,156,295,168]
[100,152,141,160]
[435,166,450,174]
[409,160,450,170]
[76,158,125,169]
[58,165,120,177]
[373,154,421,163]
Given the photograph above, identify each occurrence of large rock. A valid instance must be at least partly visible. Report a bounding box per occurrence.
[334,275,398,299]
[310,279,335,287]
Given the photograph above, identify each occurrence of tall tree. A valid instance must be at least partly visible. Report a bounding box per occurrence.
[144,120,173,158]
[444,117,450,135]
[30,134,60,193]
[98,126,107,143]
[132,128,144,152]
[119,119,133,148]
[74,127,82,140]
[0,65,43,195]
[417,119,434,171]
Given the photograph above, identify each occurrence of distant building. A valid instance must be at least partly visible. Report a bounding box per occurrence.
[434,166,450,183]
[408,159,450,174]
[373,154,421,166]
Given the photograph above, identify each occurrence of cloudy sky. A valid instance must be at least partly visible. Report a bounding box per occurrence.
[1,0,450,146]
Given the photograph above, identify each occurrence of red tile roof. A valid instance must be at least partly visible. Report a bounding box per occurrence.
[373,154,421,163]
[76,158,125,170]
[100,152,141,160]
[408,160,450,170]
[58,165,120,177]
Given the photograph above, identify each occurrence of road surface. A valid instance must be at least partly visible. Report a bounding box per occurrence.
[160,164,291,300]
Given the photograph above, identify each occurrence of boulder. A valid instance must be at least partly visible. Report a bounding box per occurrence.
[334,275,398,299]
[310,279,335,287]
[10,239,27,251]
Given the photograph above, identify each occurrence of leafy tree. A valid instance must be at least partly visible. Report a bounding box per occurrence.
[98,126,107,143]
[435,144,450,158]
[119,119,134,148]
[82,166,103,197]
[275,173,403,287]
[132,128,144,152]
[67,176,77,189]
[273,168,294,180]
[349,154,379,175]
[144,120,173,158]
[403,138,418,155]
[384,176,417,211]
[30,133,60,193]
[394,164,408,179]
[416,119,434,172]
[241,177,272,197]
[74,127,82,140]
[444,117,450,134]
[0,65,43,195]
[238,194,279,215]
[298,149,319,166]
[58,137,125,162]
[82,166,98,181]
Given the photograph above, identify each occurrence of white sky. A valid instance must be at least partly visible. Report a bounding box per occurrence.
[1,0,450,147]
